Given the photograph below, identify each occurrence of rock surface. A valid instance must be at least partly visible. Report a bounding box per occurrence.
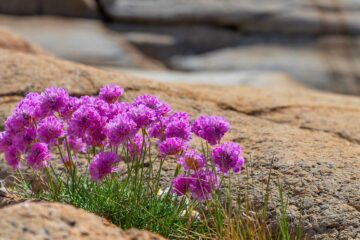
[102,0,360,35]
[0,0,97,18]
[0,49,360,239]
[119,69,304,90]
[100,1,360,95]
[170,36,360,94]
[0,202,165,240]
[0,27,47,55]
[0,16,164,69]
[1,15,359,95]
[109,23,242,61]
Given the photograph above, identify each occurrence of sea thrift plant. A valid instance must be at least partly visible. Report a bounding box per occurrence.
[1,84,250,237]
[1,84,244,198]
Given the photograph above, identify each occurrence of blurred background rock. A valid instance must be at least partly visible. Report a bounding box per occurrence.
[0,0,359,94]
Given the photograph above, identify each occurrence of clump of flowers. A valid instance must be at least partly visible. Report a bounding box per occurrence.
[1,84,244,204]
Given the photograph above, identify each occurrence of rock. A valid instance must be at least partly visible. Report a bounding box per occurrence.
[102,0,360,35]
[0,191,23,209]
[0,49,360,239]
[0,0,97,18]
[41,0,97,18]
[0,0,38,15]
[0,16,164,69]
[170,36,360,95]
[109,23,242,61]
[0,202,166,240]
[124,229,166,240]
[119,69,304,90]
[0,27,47,55]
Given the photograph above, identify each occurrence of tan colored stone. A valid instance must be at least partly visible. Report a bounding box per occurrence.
[125,229,166,240]
[0,49,360,239]
[0,202,127,239]
[0,202,166,240]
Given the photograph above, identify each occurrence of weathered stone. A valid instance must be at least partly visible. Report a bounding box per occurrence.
[0,0,97,18]
[170,37,360,95]
[0,202,166,240]
[124,229,166,240]
[102,0,360,35]
[0,27,47,55]
[0,49,360,239]
[110,23,242,61]
[41,0,97,18]
[0,16,164,69]
[120,69,304,90]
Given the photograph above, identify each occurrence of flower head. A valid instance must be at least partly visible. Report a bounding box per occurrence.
[12,127,37,152]
[158,137,185,157]
[37,116,64,145]
[189,170,220,201]
[108,102,131,120]
[5,112,32,134]
[211,142,244,174]
[177,149,205,171]
[26,143,51,170]
[105,113,138,146]
[164,112,191,141]
[15,92,42,119]
[192,115,229,145]
[69,105,102,137]
[134,95,170,118]
[80,96,110,117]
[40,87,69,116]
[128,104,155,128]
[99,84,124,104]
[5,146,21,170]
[171,175,193,196]
[59,96,80,120]
[89,152,120,182]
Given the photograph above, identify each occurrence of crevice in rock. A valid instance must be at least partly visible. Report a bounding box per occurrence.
[215,102,360,146]
[299,126,360,145]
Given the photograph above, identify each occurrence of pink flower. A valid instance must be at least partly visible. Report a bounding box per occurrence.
[133,95,170,118]
[15,92,42,120]
[211,142,244,174]
[192,115,229,145]
[105,113,138,146]
[128,104,156,128]
[12,127,37,152]
[89,152,120,182]
[177,149,205,171]
[99,84,124,104]
[26,143,51,170]
[40,87,69,116]
[5,112,32,135]
[171,175,193,196]
[69,105,102,137]
[158,137,185,157]
[37,116,64,146]
[189,170,220,201]
[164,112,192,141]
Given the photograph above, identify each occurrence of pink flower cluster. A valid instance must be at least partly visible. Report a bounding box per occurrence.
[1,84,245,202]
